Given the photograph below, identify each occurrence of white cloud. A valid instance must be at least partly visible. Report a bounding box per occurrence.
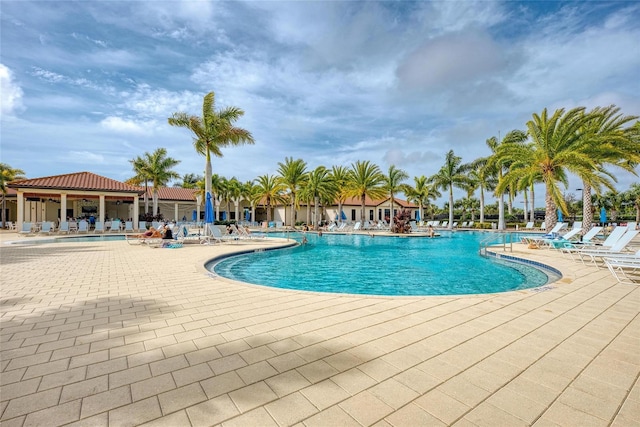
[100,116,156,135]
[0,64,25,117]
[66,151,106,164]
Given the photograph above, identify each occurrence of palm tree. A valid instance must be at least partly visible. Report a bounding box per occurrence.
[574,106,639,235]
[0,163,25,226]
[330,165,350,223]
[168,91,254,205]
[382,165,408,229]
[179,173,201,189]
[132,148,180,216]
[402,175,441,223]
[497,108,599,232]
[430,150,471,230]
[624,183,640,224]
[467,157,497,224]
[277,157,307,227]
[346,160,386,224]
[254,174,286,223]
[302,166,337,230]
[210,173,225,221]
[226,177,243,221]
[128,155,151,214]
[241,180,260,224]
[486,130,528,230]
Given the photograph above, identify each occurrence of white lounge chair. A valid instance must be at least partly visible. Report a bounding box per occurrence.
[138,221,147,232]
[18,222,34,236]
[467,221,474,228]
[94,221,105,233]
[39,221,54,235]
[77,220,89,233]
[109,220,121,232]
[58,221,70,234]
[575,230,639,268]
[523,221,535,230]
[604,255,640,284]
[124,221,135,233]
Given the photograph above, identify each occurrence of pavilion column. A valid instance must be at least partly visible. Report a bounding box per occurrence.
[99,195,105,223]
[174,203,179,222]
[17,192,24,231]
[133,196,139,230]
[60,194,67,223]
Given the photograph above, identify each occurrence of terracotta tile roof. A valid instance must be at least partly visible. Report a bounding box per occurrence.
[339,196,416,208]
[8,172,143,194]
[146,187,198,202]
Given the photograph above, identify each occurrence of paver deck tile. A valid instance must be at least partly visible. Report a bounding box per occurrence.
[2,233,639,426]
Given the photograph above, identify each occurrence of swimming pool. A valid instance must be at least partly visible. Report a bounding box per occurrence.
[210,231,559,296]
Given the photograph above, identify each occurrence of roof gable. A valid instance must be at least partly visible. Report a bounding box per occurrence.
[8,172,142,193]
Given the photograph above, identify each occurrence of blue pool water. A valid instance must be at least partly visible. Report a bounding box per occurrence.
[210,231,557,296]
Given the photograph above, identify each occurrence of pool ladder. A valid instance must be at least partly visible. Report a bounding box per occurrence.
[479,233,518,256]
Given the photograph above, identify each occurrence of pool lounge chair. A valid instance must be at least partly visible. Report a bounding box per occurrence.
[94,221,105,233]
[604,255,640,284]
[18,222,34,236]
[77,220,89,233]
[138,221,147,232]
[523,221,535,230]
[39,222,54,235]
[109,220,121,232]
[124,221,135,233]
[58,221,70,234]
[575,229,639,268]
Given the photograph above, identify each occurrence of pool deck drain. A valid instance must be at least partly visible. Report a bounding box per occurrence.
[1,230,638,426]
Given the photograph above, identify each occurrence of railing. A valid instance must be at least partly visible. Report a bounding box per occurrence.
[479,232,519,256]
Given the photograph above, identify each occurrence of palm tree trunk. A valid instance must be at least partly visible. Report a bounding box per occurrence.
[479,188,485,223]
[266,198,271,222]
[153,189,158,216]
[314,196,319,230]
[530,185,535,226]
[498,194,505,230]
[291,197,295,228]
[581,182,592,236]
[361,194,366,224]
[448,186,454,230]
[205,152,212,198]
[544,184,556,233]
[523,192,529,222]
[389,196,394,230]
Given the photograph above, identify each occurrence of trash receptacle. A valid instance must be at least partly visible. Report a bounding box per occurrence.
[491,222,497,229]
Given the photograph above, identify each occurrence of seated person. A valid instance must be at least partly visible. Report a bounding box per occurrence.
[162,225,173,240]
[134,227,162,239]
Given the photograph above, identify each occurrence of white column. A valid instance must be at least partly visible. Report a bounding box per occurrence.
[133,196,139,230]
[17,192,24,230]
[99,195,105,223]
[234,199,239,222]
[174,203,179,222]
[61,194,67,222]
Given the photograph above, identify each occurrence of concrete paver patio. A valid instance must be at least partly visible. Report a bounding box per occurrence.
[0,231,638,426]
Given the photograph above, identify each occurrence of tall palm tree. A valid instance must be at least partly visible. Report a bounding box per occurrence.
[467,157,497,224]
[128,155,151,214]
[210,173,225,221]
[574,106,639,235]
[133,148,180,216]
[277,157,307,227]
[302,166,337,230]
[330,165,350,223]
[254,174,286,223]
[346,160,386,224]
[179,173,201,189]
[226,177,243,221]
[496,108,593,232]
[0,163,25,226]
[168,91,254,204]
[383,165,408,229]
[430,150,471,230]
[486,130,528,230]
[624,183,640,224]
[241,180,260,224]
[402,175,441,222]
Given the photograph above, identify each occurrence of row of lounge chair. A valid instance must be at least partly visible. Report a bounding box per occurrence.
[127,223,265,247]
[521,224,640,284]
[17,220,166,236]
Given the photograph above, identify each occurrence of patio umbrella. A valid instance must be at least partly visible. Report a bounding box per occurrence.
[340,210,347,221]
[245,210,250,222]
[221,211,227,221]
[415,211,421,221]
[600,207,607,226]
[557,208,563,222]
[192,210,197,221]
[204,193,214,225]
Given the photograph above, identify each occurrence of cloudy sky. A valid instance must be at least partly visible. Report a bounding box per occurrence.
[1,1,639,205]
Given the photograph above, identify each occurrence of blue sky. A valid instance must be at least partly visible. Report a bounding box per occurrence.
[1,1,639,206]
